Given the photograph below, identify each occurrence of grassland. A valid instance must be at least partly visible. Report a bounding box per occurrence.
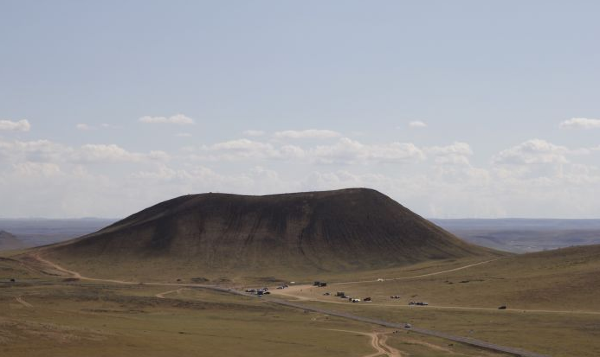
[0,258,508,357]
[269,246,600,357]
[4,243,600,356]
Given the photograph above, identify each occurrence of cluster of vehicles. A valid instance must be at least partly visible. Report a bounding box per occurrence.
[245,287,271,296]
[408,301,429,306]
[330,291,371,303]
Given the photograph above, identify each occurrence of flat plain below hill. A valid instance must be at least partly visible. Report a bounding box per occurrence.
[0,253,509,357]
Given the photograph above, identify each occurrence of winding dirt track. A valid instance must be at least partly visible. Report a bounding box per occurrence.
[335,259,498,285]
[15,296,33,308]
[329,329,404,357]
[155,288,186,299]
[32,253,135,285]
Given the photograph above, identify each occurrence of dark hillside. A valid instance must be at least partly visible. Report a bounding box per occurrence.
[42,188,498,280]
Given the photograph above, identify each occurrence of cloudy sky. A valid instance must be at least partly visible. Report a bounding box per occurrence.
[1,1,599,218]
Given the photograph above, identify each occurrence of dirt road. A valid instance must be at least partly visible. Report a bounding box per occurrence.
[15,296,33,308]
[329,329,404,357]
[155,288,186,299]
[32,253,137,285]
[335,259,498,285]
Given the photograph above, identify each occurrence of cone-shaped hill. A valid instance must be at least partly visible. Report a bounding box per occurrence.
[42,188,499,281]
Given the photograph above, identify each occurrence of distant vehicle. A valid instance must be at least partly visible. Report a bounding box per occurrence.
[498,305,507,310]
[276,286,284,289]
[9,278,15,283]
[336,292,345,297]
[323,292,331,296]
[246,289,256,293]
[318,282,327,287]
[404,323,412,329]
[409,301,429,306]
[377,278,384,282]
[263,291,271,295]
[313,281,321,286]
[364,297,372,302]
[351,298,361,303]
[390,295,400,299]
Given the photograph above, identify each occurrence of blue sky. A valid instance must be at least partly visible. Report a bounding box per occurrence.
[1,1,599,218]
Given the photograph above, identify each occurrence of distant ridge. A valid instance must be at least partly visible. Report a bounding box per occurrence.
[0,230,26,251]
[41,188,499,280]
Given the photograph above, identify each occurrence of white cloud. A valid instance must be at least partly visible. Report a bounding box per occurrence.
[0,119,31,132]
[0,139,70,163]
[139,114,194,125]
[492,139,571,165]
[202,139,281,160]
[189,137,426,164]
[0,139,169,166]
[100,123,120,129]
[243,130,265,137]
[75,144,169,163]
[425,142,473,165]
[3,133,600,219]
[310,138,425,164]
[408,120,427,128]
[560,117,600,129]
[274,129,341,139]
[76,123,95,131]
[12,162,63,178]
